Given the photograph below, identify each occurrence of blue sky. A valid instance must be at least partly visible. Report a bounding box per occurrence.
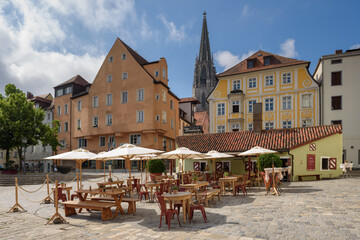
[0,0,359,98]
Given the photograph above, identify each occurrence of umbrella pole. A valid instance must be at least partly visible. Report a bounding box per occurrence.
[181,158,184,185]
[248,156,251,180]
[170,159,173,176]
[80,160,82,188]
[213,158,216,183]
[257,156,260,191]
[104,162,106,181]
[127,158,135,215]
[140,160,143,185]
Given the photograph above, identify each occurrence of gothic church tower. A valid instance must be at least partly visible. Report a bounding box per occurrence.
[192,12,217,112]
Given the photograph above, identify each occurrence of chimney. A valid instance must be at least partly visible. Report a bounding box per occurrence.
[253,103,262,133]
[335,49,343,54]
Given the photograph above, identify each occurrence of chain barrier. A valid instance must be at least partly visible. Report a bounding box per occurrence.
[82,176,104,183]
[111,174,125,181]
[17,184,55,203]
[66,175,78,183]
[17,179,47,193]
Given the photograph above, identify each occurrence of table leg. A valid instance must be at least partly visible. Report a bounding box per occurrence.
[182,199,186,223]
[232,181,235,196]
[187,199,190,222]
[113,194,125,217]
[150,187,154,202]
[78,193,88,213]
[67,189,71,201]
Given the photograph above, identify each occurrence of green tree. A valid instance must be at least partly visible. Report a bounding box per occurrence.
[0,84,60,170]
[259,153,282,171]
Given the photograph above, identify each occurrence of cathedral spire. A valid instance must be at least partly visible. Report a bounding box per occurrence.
[199,11,211,62]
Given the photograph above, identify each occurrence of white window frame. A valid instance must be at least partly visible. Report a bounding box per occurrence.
[233,80,241,90]
[248,123,253,131]
[248,77,257,88]
[155,115,160,122]
[106,114,112,126]
[217,103,225,116]
[265,121,274,130]
[155,94,160,100]
[121,53,126,60]
[77,100,82,111]
[265,75,274,87]
[122,72,128,80]
[56,89,63,97]
[106,94,113,106]
[265,98,274,111]
[108,56,113,63]
[248,100,256,113]
[282,72,292,84]
[232,100,240,113]
[137,110,144,123]
[162,90,166,103]
[78,138,87,148]
[107,74,112,82]
[93,116,98,127]
[302,118,312,127]
[282,96,292,110]
[137,88,144,101]
[57,106,61,115]
[162,68,166,78]
[302,94,312,108]
[217,125,225,133]
[282,120,292,129]
[130,134,141,145]
[77,119,81,129]
[232,124,240,132]
[162,111,167,123]
[64,122,68,132]
[59,140,66,150]
[121,91,128,104]
[320,156,331,171]
[99,136,106,147]
[93,96,99,108]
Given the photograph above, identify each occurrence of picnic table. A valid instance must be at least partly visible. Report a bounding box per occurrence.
[97,180,124,188]
[162,192,191,223]
[52,186,72,201]
[219,177,237,195]
[145,182,162,202]
[180,181,209,200]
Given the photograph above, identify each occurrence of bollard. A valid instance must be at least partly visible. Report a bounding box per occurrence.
[8,177,26,213]
[46,180,67,224]
[42,174,53,204]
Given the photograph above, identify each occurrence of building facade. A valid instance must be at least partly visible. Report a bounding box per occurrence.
[179,97,201,136]
[208,50,319,133]
[313,48,360,168]
[53,38,179,170]
[192,12,217,112]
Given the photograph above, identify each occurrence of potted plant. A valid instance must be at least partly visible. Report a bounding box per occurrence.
[98,184,105,192]
[60,182,65,187]
[192,173,198,183]
[108,177,113,182]
[147,159,165,181]
[224,172,229,178]
[171,186,178,194]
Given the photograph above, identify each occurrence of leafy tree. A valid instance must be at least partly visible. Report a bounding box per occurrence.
[259,153,282,171]
[0,84,60,170]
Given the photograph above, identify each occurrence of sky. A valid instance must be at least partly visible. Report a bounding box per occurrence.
[1,0,360,98]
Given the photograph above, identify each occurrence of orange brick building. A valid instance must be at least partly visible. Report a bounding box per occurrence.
[53,38,179,170]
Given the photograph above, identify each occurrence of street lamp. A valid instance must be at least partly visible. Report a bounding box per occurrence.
[22,137,27,174]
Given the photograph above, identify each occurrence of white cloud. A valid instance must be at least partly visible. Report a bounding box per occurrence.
[214,50,256,71]
[158,15,186,42]
[241,4,251,17]
[278,38,299,58]
[350,43,360,50]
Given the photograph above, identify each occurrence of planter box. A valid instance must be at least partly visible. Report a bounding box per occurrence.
[2,170,18,174]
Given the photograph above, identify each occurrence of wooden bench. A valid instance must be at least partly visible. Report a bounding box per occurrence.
[62,200,116,221]
[198,189,221,207]
[298,174,321,181]
[89,196,139,214]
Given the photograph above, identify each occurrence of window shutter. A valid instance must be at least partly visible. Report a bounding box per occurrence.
[307,154,315,171]
[329,158,337,170]
[193,162,200,171]
[216,162,223,171]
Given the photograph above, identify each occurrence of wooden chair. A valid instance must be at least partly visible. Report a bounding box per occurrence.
[57,187,67,202]
[234,175,247,196]
[156,196,181,230]
[189,190,207,223]
[138,184,150,201]
[154,182,165,198]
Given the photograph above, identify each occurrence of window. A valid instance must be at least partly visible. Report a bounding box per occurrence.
[248,123,253,131]
[108,136,115,148]
[35,103,39,109]
[64,122,69,132]
[57,106,61,115]
[64,104,68,114]
[248,78,257,88]
[106,114,112,126]
[121,91,128,104]
[302,94,311,108]
[321,157,329,170]
[170,100,173,110]
[282,96,292,110]
[47,113,51,120]
[233,80,241,90]
[331,120,342,125]
[264,56,271,66]
[137,110,144,123]
[265,75,274,86]
[282,72,292,84]
[107,74,112,82]
[155,94,160,100]
[155,70,159,77]
[331,59,342,64]
[232,124,240,132]
[93,96,99,108]
[108,56,113,63]
[77,100,82,111]
[77,119,81,129]
[137,88,144,101]
[58,124,61,133]
[331,96,342,110]
[155,115,160,121]
[302,118,312,127]
[56,88,63,97]
[78,138,87,148]
[59,140,66,150]
[64,86,72,95]
[162,68,166,78]
[247,60,254,69]
[265,122,274,130]
[171,119,174,129]
[331,71,342,86]
[162,111,167,123]
[217,125,225,133]
[121,53,126,60]
[282,120,292,129]
[162,90,166,102]
[232,100,239,113]
[93,116,98,127]
[248,100,256,113]
[122,72,128,80]
[106,94,113,106]
[99,136,106,147]
[130,134,141,145]
[265,98,274,111]
[217,103,225,115]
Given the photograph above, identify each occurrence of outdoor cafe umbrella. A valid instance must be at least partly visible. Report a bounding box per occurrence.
[131,154,158,184]
[238,146,277,190]
[91,144,163,214]
[44,148,97,190]
[203,150,235,182]
[158,147,204,184]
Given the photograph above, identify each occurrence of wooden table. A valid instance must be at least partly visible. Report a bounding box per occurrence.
[145,182,162,202]
[162,192,191,224]
[219,177,237,195]
[181,181,209,200]
[97,180,124,188]
[75,188,125,217]
[52,186,72,201]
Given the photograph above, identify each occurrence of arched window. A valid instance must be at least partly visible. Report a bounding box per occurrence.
[200,67,207,85]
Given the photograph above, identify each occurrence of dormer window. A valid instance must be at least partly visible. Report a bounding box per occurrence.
[264,56,271,66]
[247,60,254,69]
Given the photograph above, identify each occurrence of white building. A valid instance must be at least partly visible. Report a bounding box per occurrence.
[314,48,360,168]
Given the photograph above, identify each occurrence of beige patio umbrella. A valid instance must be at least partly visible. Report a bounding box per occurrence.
[158,147,204,184]
[203,150,235,182]
[238,146,277,190]
[131,154,158,184]
[92,144,163,214]
[45,148,97,190]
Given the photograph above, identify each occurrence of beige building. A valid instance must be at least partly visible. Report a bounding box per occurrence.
[53,38,179,170]
[314,48,360,168]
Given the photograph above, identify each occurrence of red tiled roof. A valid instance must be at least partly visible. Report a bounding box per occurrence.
[176,125,342,153]
[55,75,90,88]
[180,97,200,103]
[217,50,309,77]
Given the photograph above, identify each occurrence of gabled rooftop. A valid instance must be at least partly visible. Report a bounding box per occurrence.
[54,75,90,88]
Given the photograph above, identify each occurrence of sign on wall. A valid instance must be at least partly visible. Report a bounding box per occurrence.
[307,154,315,171]
[309,143,316,151]
[184,126,203,134]
[329,158,337,170]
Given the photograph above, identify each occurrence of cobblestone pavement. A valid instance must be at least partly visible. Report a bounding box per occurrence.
[0,173,359,240]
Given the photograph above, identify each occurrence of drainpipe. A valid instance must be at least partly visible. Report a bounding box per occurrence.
[288,151,295,182]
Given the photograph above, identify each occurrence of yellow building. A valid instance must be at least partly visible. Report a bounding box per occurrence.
[208,50,319,133]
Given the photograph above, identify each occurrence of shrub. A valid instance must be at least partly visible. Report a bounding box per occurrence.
[147,159,165,173]
[259,153,282,171]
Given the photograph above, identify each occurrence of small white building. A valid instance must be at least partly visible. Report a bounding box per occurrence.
[313,48,360,168]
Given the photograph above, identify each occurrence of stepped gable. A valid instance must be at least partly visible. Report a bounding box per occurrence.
[217,50,309,77]
[176,125,342,153]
